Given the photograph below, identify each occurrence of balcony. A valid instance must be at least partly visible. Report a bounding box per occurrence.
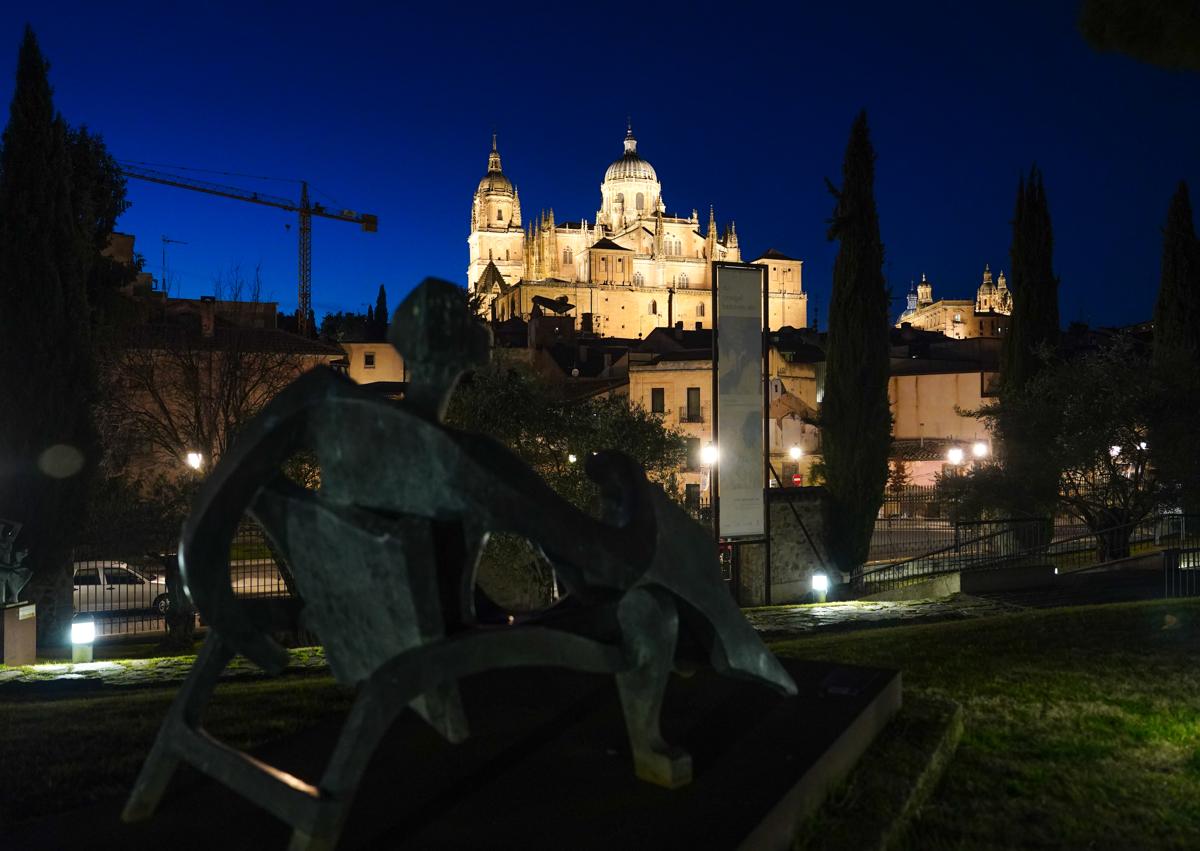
[679,404,707,424]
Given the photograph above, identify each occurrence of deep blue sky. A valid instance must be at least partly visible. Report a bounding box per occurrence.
[6,3,1197,326]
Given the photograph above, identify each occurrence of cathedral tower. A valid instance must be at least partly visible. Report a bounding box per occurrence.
[468,135,524,304]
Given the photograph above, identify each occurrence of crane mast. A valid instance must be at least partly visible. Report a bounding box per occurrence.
[118,162,377,335]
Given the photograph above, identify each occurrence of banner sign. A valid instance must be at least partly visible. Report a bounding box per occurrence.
[713,263,765,538]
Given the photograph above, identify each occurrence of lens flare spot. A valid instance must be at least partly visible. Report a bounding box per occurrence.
[38,444,85,479]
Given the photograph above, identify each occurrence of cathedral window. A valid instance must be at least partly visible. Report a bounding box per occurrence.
[696,302,705,317]
[563,247,572,265]
[636,192,644,211]
[679,272,689,287]
[649,300,657,315]
[497,209,503,221]
[633,271,644,286]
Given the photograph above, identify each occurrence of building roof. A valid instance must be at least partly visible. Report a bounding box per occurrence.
[124,322,343,356]
[589,236,632,252]
[754,248,800,262]
[475,260,508,294]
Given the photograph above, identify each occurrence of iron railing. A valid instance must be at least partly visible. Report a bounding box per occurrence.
[854,513,1199,596]
[72,521,292,637]
[1165,546,1200,599]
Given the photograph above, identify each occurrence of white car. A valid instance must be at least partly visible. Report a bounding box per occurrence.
[73,561,171,615]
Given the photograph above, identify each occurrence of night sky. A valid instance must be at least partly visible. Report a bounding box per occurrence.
[7,3,1197,327]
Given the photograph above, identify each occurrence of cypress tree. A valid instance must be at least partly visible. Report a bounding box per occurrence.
[374,284,388,341]
[1001,166,1060,390]
[1153,182,1199,362]
[821,112,892,572]
[1150,182,1200,510]
[996,166,1061,519]
[0,27,97,641]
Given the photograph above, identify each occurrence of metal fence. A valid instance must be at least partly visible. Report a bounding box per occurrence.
[854,513,1200,596]
[1165,546,1200,598]
[72,521,292,637]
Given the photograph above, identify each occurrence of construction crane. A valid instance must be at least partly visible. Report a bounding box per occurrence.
[118,162,378,335]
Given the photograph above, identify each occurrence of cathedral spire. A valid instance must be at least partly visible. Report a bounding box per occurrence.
[487,134,502,173]
[707,205,717,237]
[624,119,637,155]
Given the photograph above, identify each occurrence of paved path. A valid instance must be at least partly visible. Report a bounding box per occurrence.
[744,594,1021,641]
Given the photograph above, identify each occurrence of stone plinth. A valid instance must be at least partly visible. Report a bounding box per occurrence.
[0,601,36,666]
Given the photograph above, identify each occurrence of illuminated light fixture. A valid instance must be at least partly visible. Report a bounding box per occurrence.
[946,446,965,466]
[789,445,802,461]
[71,614,95,663]
[1138,441,1148,451]
[567,453,577,464]
[811,572,829,603]
[972,441,988,459]
[701,443,719,466]
[1110,445,1122,458]
[185,451,204,470]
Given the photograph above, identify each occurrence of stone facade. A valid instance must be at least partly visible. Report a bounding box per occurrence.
[468,127,806,336]
[896,265,1011,339]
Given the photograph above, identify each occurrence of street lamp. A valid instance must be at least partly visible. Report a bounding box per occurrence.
[185,451,204,471]
[946,446,965,466]
[701,443,719,466]
[789,444,802,461]
[971,441,988,459]
[567,453,577,464]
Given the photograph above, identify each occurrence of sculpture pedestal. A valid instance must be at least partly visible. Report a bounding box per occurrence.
[7,659,901,850]
[0,601,36,666]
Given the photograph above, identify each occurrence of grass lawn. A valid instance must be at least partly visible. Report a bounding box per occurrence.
[0,672,354,824]
[775,598,1200,850]
[4,598,1199,849]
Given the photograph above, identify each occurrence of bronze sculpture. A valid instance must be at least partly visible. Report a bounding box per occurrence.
[124,279,796,850]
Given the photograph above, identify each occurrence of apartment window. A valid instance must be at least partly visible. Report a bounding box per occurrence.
[684,483,701,507]
[364,352,376,369]
[651,387,665,414]
[686,437,701,471]
[686,387,701,422]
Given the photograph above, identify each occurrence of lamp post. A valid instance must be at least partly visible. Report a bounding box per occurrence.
[185,451,204,471]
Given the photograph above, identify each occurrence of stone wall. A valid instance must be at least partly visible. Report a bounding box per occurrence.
[766,487,832,604]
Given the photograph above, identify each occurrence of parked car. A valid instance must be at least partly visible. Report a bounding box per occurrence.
[73,560,171,614]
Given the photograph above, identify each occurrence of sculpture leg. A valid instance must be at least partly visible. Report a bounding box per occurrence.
[123,632,235,822]
[615,587,692,789]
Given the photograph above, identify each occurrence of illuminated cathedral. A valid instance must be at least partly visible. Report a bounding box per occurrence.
[467,126,806,337]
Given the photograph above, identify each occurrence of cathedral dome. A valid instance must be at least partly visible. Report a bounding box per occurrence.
[604,127,657,182]
[477,135,514,196]
[477,170,513,195]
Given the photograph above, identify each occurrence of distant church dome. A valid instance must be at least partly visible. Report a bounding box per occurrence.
[604,126,657,182]
[477,135,514,196]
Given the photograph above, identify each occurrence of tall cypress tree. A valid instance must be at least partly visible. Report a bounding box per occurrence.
[0,27,97,641]
[1153,182,1199,362]
[1002,166,1060,390]
[1151,182,1200,510]
[374,284,389,341]
[822,112,892,572]
[996,166,1061,519]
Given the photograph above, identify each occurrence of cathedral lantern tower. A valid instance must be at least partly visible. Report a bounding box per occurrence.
[468,135,524,302]
[597,123,663,231]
